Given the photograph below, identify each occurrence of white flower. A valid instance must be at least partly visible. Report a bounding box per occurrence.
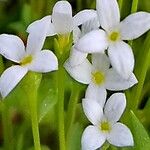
[0,33,58,98]
[27,1,98,36]
[69,16,100,67]
[82,93,134,150]
[65,53,137,103]
[75,0,150,79]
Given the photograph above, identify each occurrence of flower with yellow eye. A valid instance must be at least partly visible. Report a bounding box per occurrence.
[0,33,58,98]
[65,53,137,103]
[82,93,134,150]
[75,0,150,79]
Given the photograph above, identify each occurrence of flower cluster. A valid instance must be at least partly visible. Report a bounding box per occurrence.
[0,0,150,149]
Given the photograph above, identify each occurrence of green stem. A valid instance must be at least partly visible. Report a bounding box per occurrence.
[118,0,123,12]
[133,32,150,109]
[66,82,80,145]
[57,65,66,150]
[1,101,14,150]
[131,0,139,13]
[28,92,41,150]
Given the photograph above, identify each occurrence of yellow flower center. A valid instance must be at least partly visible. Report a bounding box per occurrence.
[20,55,33,66]
[100,121,111,132]
[109,31,120,42]
[92,71,105,85]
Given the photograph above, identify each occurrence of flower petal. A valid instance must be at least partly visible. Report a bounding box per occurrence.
[107,123,134,147]
[81,16,100,35]
[26,15,56,36]
[105,68,138,91]
[120,12,150,40]
[28,50,58,73]
[92,53,110,72]
[73,9,98,26]
[52,1,73,34]
[0,65,27,98]
[64,59,92,84]
[73,27,81,43]
[82,98,103,125]
[85,83,107,108]
[68,47,87,67]
[96,0,120,31]
[75,30,108,53]
[104,93,126,123]
[108,41,134,79]
[26,31,46,54]
[82,125,106,150]
[0,34,25,63]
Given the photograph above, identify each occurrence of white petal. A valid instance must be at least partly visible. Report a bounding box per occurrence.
[52,1,73,34]
[73,27,81,43]
[26,32,46,54]
[28,50,58,73]
[105,69,138,91]
[73,9,98,26]
[82,98,103,125]
[0,34,25,63]
[81,16,100,35]
[107,123,134,147]
[85,84,107,108]
[120,12,150,40]
[92,53,110,72]
[96,0,120,31]
[104,93,126,123]
[68,47,87,67]
[0,65,27,98]
[82,126,106,150]
[64,59,92,84]
[26,15,56,36]
[108,41,134,79]
[75,30,108,53]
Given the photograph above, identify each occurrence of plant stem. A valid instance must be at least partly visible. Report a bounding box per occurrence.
[131,0,139,13]
[66,82,80,145]
[28,92,41,150]
[118,0,123,12]
[1,101,14,150]
[57,65,66,150]
[133,32,150,109]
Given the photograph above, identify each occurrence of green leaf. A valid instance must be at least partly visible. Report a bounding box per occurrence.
[67,123,83,150]
[38,73,57,123]
[123,111,150,150]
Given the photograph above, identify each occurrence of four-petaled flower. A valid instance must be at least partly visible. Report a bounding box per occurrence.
[82,93,134,150]
[27,1,98,36]
[0,33,58,98]
[65,53,137,104]
[75,0,150,79]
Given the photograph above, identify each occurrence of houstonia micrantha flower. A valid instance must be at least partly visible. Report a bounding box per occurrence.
[75,0,150,79]
[82,93,134,150]
[0,33,58,98]
[27,0,97,36]
[65,53,137,103]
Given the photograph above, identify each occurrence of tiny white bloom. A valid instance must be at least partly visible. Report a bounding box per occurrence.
[65,53,137,104]
[82,93,134,150]
[75,0,150,79]
[0,33,58,98]
[27,1,98,36]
